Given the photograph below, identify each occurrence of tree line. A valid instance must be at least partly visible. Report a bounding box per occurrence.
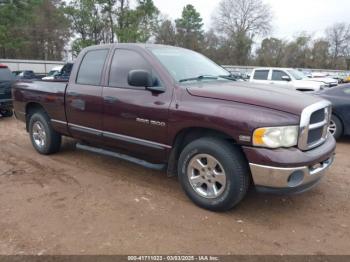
[0,0,349,70]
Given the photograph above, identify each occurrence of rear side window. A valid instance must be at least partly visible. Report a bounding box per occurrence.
[0,68,15,81]
[76,49,108,85]
[272,70,289,81]
[253,70,269,80]
[109,49,151,88]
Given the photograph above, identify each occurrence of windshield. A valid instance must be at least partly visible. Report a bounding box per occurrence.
[149,47,230,82]
[287,69,304,80]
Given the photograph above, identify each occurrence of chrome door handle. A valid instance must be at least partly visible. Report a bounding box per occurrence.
[69,92,79,97]
[104,96,118,103]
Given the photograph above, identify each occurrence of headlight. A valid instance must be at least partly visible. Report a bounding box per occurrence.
[253,126,299,148]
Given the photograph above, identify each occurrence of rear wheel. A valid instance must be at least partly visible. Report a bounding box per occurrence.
[178,137,250,211]
[28,111,61,154]
[329,114,343,140]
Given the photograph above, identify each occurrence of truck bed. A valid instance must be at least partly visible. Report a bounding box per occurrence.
[12,80,68,128]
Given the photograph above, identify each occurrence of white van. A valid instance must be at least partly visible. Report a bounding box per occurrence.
[249,68,325,92]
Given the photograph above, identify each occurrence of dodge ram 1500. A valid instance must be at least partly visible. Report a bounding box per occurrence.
[12,44,336,211]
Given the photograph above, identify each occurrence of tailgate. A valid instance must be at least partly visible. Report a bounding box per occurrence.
[0,81,12,100]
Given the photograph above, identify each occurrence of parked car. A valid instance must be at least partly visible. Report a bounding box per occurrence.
[42,66,63,80]
[342,74,350,83]
[12,44,335,211]
[13,70,38,80]
[53,63,73,81]
[327,72,344,84]
[317,85,350,139]
[226,71,247,81]
[0,64,15,117]
[306,72,338,87]
[250,68,325,91]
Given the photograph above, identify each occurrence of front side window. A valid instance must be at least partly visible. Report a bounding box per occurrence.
[109,49,151,87]
[76,50,108,85]
[272,70,289,81]
[253,70,269,80]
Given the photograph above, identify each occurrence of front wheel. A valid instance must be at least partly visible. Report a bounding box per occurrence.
[177,137,250,211]
[329,114,343,140]
[28,111,61,155]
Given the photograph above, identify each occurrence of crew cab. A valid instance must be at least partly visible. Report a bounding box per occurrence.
[12,44,336,211]
[250,68,325,92]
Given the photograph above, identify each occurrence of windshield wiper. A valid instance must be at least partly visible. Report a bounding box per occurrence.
[179,75,218,83]
[218,74,237,81]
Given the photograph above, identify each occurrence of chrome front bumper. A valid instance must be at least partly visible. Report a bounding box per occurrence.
[250,155,335,191]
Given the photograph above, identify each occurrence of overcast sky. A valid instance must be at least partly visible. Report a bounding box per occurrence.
[153,0,350,40]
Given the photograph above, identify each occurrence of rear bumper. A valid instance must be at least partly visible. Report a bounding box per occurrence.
[243,135,336,193]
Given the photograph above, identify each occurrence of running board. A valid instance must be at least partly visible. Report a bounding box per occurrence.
[76,143,165,171]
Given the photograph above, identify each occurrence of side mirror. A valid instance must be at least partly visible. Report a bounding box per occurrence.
[128,70,154,87]
[281,75,291,82]
[128,70,165,93]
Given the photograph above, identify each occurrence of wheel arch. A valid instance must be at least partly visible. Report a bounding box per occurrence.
[166,127,238,177]
[331,112,344,136]
[25,102,50,132]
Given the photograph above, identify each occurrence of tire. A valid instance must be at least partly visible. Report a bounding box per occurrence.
[0,109,13,117]
[28,111,61,155]
[177,137,250,211]
[329,114,343,140]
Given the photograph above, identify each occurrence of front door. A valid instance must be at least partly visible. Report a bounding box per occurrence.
[102,48,173,163]
[270,70,293,88]
[65,49,109,141]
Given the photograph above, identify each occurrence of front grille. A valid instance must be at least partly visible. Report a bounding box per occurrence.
[307,127,324,144]
[310,109,325,124]
[298,101,332,151]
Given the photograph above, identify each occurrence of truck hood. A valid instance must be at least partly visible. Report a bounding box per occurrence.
[184,80,324,115]
[293,80,323,89]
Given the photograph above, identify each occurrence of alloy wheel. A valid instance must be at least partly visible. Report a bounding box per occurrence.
[187,154,227,199]
[32,121,47,148]
[328,120,337,136]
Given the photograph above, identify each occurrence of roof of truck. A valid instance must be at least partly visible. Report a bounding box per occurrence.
[83,43,186,51]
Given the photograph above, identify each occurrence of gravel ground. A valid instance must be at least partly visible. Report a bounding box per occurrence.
[0,117,349,255]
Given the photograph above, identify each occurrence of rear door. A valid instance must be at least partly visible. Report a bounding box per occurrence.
[65,49,109,141]
[250,69,270,84]
[101,48,173,162]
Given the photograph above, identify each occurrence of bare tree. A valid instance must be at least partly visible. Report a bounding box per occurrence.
[213,0,272,38]
[326,23,350,68]
[212,0,272,65]
[155,18,177,45]
[256,38,285,67]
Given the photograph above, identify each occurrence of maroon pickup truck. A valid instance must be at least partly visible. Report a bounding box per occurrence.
[12,44,336,211]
